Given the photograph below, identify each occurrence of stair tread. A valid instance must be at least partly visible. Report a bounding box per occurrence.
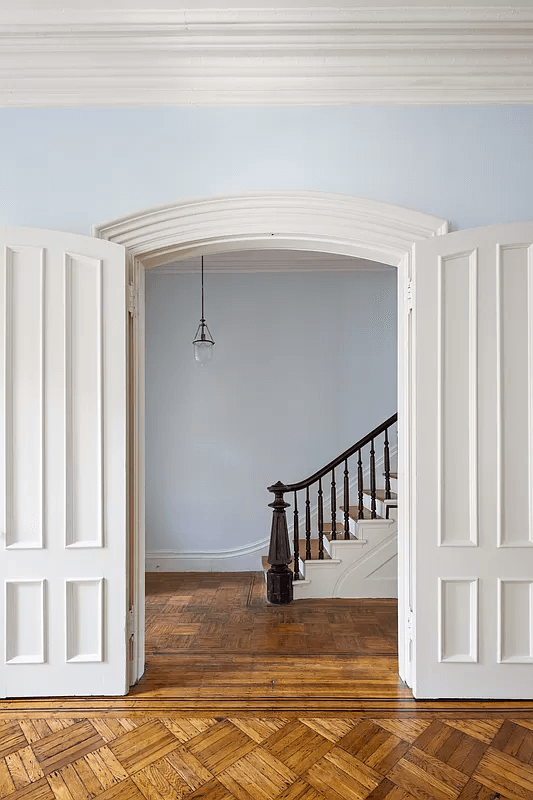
[340,505,384,520]
[297,539,331,560]
[322,522,348,533]
[363,489,397,501]
[383,472,397,479]
[325,531,357,542]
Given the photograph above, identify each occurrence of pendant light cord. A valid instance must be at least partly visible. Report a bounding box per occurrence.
[201,255,205,321]
[192,254,214,346]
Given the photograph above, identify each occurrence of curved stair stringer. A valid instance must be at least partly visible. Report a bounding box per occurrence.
[333,529,398,599]
[292,519,397,600]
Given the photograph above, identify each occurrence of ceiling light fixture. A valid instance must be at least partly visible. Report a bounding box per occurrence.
[192,255,215,365]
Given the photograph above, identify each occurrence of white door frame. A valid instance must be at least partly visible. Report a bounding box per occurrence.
[94,190,449,688]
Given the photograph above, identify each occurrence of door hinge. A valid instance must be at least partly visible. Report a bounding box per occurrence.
[406,612,413,661]
[127,607,136,639]
[406,280,413,312]
[128,284,138,317]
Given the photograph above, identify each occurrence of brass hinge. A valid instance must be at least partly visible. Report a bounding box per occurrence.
[128,284,138,318]
[127,607,136,639]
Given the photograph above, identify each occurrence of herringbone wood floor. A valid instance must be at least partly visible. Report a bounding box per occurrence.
[2,574,533,799]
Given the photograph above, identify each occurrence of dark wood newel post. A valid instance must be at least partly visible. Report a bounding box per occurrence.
[266,481,293,605]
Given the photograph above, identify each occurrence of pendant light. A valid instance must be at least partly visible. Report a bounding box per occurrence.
[192,255,215,365]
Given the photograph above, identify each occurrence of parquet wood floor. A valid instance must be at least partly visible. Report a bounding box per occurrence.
[2,574,533,798]
[134,572,409,707]
[1,713,533,799]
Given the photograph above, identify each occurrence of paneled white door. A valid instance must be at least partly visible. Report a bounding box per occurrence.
[0,228,128,697]
[413,222,533,698]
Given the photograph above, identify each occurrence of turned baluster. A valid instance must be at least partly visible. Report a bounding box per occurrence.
[344,458,350,539]
[330,468,337,540]
[318,478,324,559]
[370,438,377,519]
[357,448,364,520]
[293,491,300,580]
[384,426,391,500]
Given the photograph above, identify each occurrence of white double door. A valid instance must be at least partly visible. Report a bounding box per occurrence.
[0,227,128,697]
[413,222,533,698]
[1,221,532,699]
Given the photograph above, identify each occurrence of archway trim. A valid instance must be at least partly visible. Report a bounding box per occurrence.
[93,191,449,268]
[94,190,449,690]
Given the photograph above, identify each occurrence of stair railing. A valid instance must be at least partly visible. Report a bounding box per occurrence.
[265,413,397,604]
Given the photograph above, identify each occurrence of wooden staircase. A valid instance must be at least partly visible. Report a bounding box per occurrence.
[264,415,398,603]
[263,476,398,600]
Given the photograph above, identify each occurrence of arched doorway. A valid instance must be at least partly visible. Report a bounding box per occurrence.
[94,190,449,691]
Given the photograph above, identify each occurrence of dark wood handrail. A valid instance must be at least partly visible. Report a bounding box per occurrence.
[267,413,398,494]
[265,412,398,604]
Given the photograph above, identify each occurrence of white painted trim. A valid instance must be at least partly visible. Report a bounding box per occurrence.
[128,255,145,686]
[496,244,503,549]
[4,247,45,550]
[146,539,269,573]
[97,190,449,690]
[65,578,104,664]
[152,251,393,274]
[437,577,479,664]
[5,579,46,664]
[469,250,479,549]
[64,254,105,550]
[497,578,533,664]
[2,6,533,106]
[94,192,448,269]
[497,243,533,549]
[528,246,533,549]
[332,529,397,598]
[437,250,478,548]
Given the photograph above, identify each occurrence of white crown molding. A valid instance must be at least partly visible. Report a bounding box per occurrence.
[93,190,449,269]
[1,6,533,106]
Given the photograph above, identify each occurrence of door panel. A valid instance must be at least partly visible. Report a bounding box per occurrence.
[0,228,128,697]
[413,223,533,698]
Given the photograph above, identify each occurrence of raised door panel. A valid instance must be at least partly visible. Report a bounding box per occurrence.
[0,228,127,698]
[414,223,533,699]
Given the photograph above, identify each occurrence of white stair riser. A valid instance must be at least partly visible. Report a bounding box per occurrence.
[292,520,397,599]
[324,537,366,561]
[362,494,397,521]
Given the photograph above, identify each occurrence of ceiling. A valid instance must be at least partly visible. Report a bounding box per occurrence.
[0,2,532,106]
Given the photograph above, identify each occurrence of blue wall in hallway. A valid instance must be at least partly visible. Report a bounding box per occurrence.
[0,106,532,233]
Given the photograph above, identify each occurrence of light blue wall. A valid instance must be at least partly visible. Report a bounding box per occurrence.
[0,107,532,233]
[145,268,397,557]
[2,106,532,563]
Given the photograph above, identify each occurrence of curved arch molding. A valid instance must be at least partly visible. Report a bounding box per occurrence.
[93,191,449,269]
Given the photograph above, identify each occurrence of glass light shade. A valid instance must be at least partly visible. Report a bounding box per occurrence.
[194,340,214,365]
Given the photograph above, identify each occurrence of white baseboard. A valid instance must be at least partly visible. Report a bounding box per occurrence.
[145,538,269,572]
[145,443,397,572]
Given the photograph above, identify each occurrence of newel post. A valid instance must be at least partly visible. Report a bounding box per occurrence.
[266,481,293,604]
